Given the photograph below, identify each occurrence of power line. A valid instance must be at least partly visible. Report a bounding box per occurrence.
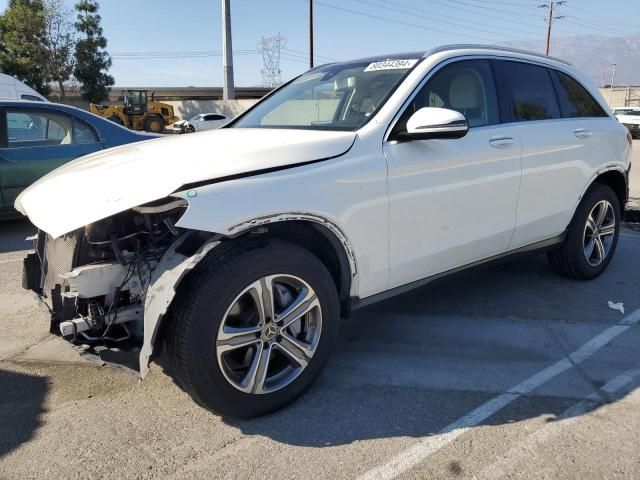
[314,0,507,42]
[380,0,544,36]
[564,18,628,36]
[565,4,640,30]
[353,0,542,41]
[283,47,336,62]
[415,0,547,31]
[463,0,542,7]
[445,0,545,19]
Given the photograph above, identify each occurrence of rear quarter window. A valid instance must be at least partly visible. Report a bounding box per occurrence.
[550,70,607,118]
[500,61,560,122]
[73,118,99,143]
[20,94,44,102]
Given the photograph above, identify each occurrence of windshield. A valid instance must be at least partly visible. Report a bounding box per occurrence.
[189,114,204,122]
[615,109,640,116]
[124,90,146,106]
[233,58,421,131]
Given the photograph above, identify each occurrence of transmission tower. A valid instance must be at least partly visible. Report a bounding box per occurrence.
[257,34,287,88]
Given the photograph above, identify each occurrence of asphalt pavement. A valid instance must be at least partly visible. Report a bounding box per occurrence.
[0,144,639,480]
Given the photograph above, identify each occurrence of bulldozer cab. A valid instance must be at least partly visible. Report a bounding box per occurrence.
[122,90,149,115]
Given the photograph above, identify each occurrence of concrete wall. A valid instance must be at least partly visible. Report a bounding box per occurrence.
[166,99,258,121]
[57,98,259,123]
[599,87,640,108]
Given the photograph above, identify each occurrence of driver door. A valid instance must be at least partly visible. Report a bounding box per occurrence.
[384,59,523,288]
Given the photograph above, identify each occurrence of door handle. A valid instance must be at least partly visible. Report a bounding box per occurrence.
[489,136,514,148]
[574,128,592,139]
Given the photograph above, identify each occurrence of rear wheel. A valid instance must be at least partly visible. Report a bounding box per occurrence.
[167,239,340,418]
[547,183,620,279]
[143,115,165,133]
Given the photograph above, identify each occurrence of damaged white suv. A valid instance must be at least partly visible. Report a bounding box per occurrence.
[17,46,631,417]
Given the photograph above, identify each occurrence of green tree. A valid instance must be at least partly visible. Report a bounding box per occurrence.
[0,0,51,95]
[73,0,113,103]
[44,0,76,100]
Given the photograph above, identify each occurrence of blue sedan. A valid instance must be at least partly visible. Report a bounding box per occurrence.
[0,100,157,219]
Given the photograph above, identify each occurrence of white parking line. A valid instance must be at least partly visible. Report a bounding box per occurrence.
[357,308,640,480]
[479,368,640,479]
[0,258,22,265]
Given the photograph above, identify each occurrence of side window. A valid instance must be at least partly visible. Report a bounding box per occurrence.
[6,109,73,147]
[20,94,44,102]
[399,59,500,130]
[73,118,99,143]
[502,61,560,122]
[204,114,225,121]
[551,70,607,118]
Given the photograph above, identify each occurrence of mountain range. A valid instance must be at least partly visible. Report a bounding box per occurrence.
[508,33,640,86]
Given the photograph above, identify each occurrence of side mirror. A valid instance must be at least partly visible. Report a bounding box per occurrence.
[401,107,469,141]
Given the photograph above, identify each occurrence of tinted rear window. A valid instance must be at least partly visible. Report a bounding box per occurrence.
[551,70,607,118]
[502,61,560,122]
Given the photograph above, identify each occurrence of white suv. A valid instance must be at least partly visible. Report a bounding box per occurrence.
[16,46,631,417]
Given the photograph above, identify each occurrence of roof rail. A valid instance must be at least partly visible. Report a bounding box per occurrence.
[424,44,572,66]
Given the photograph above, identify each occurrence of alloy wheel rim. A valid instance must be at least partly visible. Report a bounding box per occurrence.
[216,274,322,394]
[582,200,616,267]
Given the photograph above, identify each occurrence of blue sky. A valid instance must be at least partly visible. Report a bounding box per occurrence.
[1,0,639,87]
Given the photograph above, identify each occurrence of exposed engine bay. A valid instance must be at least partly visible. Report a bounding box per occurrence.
[22,197,206,358]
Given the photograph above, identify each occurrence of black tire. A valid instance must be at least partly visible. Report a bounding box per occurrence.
[108,115,123,125]
[547,183,620,279]
[186,125,196,133]
[167,238,340,418]
[143,115,165,133]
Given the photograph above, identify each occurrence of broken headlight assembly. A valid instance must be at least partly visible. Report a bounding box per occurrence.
[23,197,190,345]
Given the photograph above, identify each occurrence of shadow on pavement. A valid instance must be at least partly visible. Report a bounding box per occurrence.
[227,367,639,448]
[218,248,640,446]
[0,218,35,254]
[0,368,47,458]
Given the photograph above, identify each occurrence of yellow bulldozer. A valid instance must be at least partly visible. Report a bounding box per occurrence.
[89,89,178,133]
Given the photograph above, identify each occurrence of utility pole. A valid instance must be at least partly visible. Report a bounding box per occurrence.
[539,1,566,56]
[609,63,617,106]
[221,0,235,100]
[309,0,314,68]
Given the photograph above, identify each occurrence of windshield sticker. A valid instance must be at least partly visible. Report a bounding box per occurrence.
[364,59,418,72]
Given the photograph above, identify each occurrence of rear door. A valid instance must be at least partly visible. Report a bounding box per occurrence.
[0,107,102,211]
[495,60,611,249]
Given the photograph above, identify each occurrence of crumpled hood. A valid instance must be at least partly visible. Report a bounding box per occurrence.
[15,128,356,238]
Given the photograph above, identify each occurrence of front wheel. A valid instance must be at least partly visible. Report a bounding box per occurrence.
[167,239,340,418]
[548,183,620,279]
[143,115,165,133]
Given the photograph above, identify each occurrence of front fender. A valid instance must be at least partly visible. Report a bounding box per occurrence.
[140,232,220,377]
